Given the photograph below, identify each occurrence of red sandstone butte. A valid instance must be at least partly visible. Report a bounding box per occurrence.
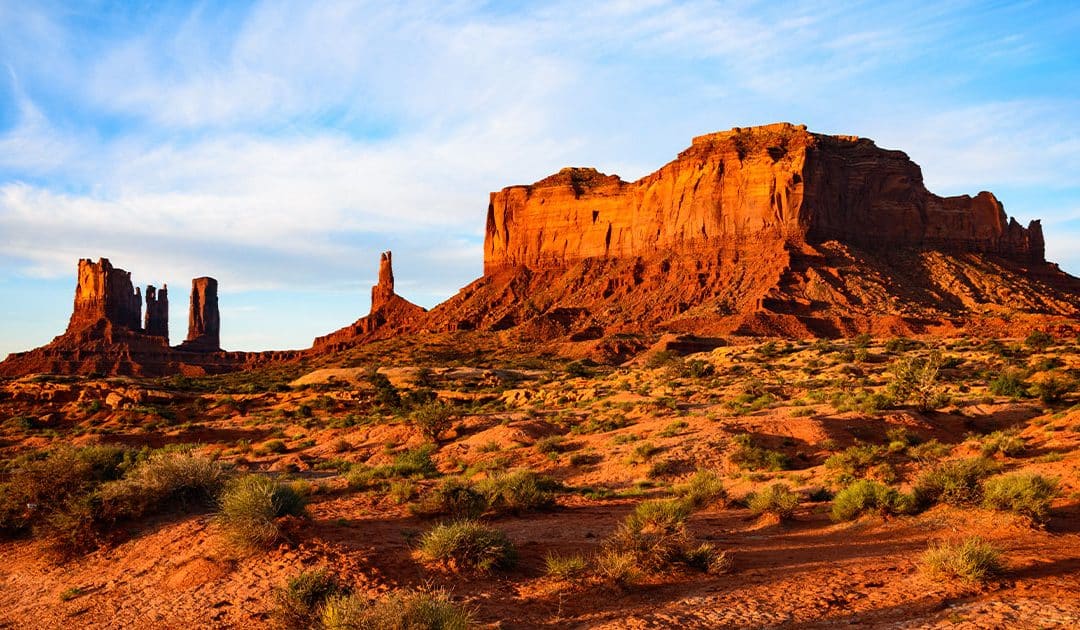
[177,277,221,352]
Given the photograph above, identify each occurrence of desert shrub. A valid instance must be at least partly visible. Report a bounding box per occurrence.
[534,435,567,455]
[417,520,515,571]
[977,430,1025,458]
[593,549,642,586]
[746,483,800,521]
[321,588,469,630]
[913,458,999,508]
[885,426,919,451]
[1024,330,1054,351]
[658,420,690,437]
[887,352,948,411]
[218,474,306,548]
[272,569,342,629]
[477,470,559,515]
[1030,373,1074,404]
[390,444,439,478]
[631,441,662,462]
[544,553,589,580]
[686,359,715,378]
[909,439,951,463]
[259,439,288,455]
[989,369,1028,399]
[675,469,727,510]
[830,480,914,521]
[646,350,679,369]
[646,459,678,479]
[921,537,1004,582]
[824,444,887,483]
[982,473,1059,522]
[730,434,790,471]
[369,370,401,408]
[606,499,692,570]
[413,477,487,519]
[411,402,455,442]
[830,390,892,414]
[681,542,733,574]
[96,451,226,522]
[388,480,418,504]
[345,465,388,491]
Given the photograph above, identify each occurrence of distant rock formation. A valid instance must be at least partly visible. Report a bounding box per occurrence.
[0,259,300,377]
[144,285,169,340]
[312,251,427,350]
[178,277,221,352]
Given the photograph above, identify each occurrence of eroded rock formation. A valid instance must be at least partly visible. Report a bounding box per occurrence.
[144,285,169,340]
[312,251,427,350]
[179,278,221,352]
[67,258,143,333]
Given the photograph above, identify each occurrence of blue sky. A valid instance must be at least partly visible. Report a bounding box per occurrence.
[1,1,1079,357]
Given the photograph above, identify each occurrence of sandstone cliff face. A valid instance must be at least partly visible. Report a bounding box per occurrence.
[179,278,221,352]
[484,123,1044,273]
[68,258,143,333]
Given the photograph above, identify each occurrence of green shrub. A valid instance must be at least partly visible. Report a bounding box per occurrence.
[730,434,790,471]
[1024,330,1054,351]
[259,439,287,454]
[413,477,486,519]
[978,430,1025,457]
[411,402,455,442]
[534,435,567,455]
[982,473,1059,522]
[607,499,692,570]
[417,520,515,571]
[345,465,388,491]
[658,420,690,437]
[218,474,306,548]
[887,352,948,411]
[321,588,469,630]
[96,451,226,522]
[989,370,1028,399]
[544,553,588,580]
[830,480,913,521]
[390,444,439,478]
[909,439,951,463]
[1030,373,1074,404]
[921,537,1004,582]
[681,542,733,574]
[631,441,661,462]
[824,444,887,482]
[477,470,558,515]
[913,458,999,508]
[675,469,727,510]
[272,569,342,629]
[593,550,642,586]
[747,483,800,521]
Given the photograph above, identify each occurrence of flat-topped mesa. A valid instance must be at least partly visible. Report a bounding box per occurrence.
[371,251,396,311]
[483,122,1045,274]
[144,285,169,341]
[67,258,143,333]
[178,277,221,352]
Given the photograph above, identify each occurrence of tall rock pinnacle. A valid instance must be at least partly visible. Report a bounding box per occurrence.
[180,277,221,352]
[67,258,143,333]
[371,251,395,311]
[144,284,169,340]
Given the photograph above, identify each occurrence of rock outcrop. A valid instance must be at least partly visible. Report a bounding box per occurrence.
[312,251,427,350]
[178,278,221,352]
[144,285,169,340]
[484,124,1045,273]
[0,260,301,377]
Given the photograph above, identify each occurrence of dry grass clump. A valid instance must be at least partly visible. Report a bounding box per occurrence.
[913,457,999,508]
[414,470,558,518]
[321,588,470,630]
[830,480,913,521]
[921,537,1004,582]
[675,469,727,510]
[412,477,487,519]
[271,569,342,629]
[729,434,790,471]
[603,498,729,577]
[544,553,589,581]
[746,483,800,521]
[982,473,1059,523]
[416,520,516,572]
[217,474,306,549]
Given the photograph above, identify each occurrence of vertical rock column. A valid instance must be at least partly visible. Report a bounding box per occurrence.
[179,277,221,351]
[144,285,169,340]
[371,251,395,311]
[67,257,143,333]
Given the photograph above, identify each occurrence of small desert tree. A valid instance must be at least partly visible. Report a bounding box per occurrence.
[887,351,947,412]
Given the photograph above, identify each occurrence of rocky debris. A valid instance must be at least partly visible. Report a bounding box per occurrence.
[144,285,169,340]
[178,277,220,352]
